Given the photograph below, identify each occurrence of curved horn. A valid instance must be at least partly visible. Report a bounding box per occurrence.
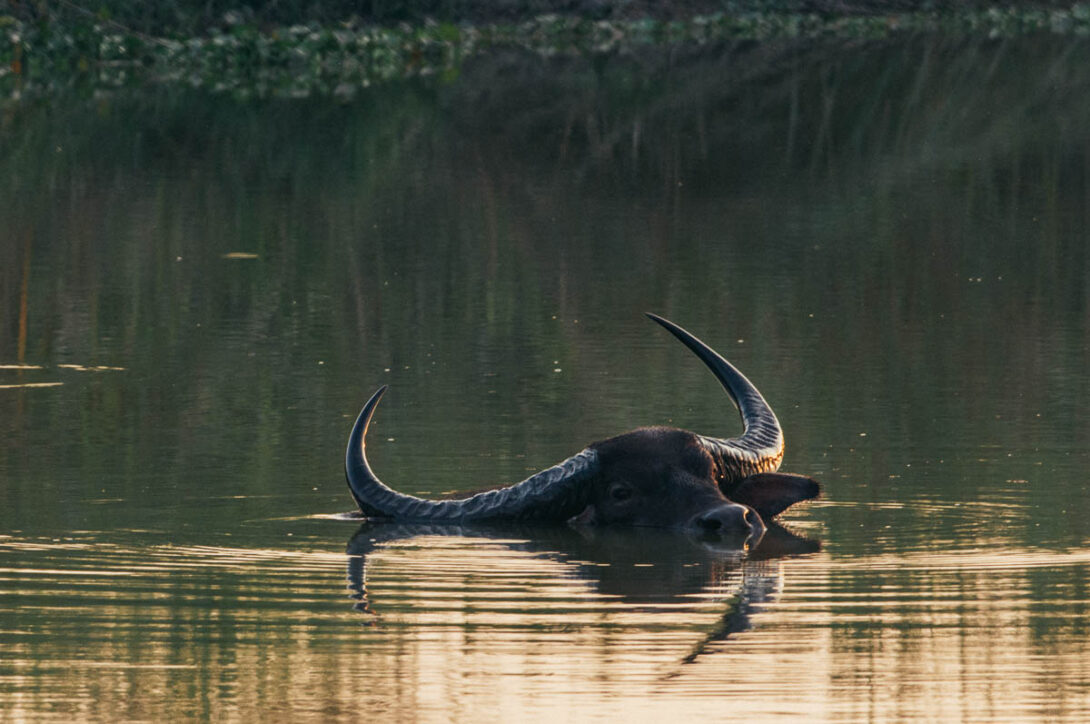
[646,314,784,482]
[346,386,600,522]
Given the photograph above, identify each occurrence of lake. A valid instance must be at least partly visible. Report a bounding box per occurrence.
[2,31,1089,721]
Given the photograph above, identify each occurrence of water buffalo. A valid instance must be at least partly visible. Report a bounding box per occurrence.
[344,314,819,539]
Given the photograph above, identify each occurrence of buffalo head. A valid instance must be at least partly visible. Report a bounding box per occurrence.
[344,314,819,539]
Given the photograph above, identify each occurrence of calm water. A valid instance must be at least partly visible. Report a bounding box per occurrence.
[2,32,1090,721]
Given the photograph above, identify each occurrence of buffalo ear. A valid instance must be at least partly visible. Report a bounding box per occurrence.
[726,472,820,520]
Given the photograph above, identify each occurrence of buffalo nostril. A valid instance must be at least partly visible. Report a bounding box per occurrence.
[698,516,723,532]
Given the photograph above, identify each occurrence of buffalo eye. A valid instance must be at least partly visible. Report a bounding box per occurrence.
[609,484,633,502]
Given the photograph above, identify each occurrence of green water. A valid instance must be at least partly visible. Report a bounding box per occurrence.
[2,33,1089,721]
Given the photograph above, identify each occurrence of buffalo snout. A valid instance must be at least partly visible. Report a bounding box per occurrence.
[689,503,765,540]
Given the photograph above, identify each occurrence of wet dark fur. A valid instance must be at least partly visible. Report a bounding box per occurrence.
[436,427,818,529]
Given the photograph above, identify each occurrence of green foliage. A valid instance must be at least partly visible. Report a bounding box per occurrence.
[3,4,1090,101]
[6,0,1090,34]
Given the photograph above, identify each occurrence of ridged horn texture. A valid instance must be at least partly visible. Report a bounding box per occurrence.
[646,313,785,482]
[345,386,600,522]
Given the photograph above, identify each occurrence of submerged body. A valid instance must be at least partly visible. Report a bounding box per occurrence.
[343,314,819,539]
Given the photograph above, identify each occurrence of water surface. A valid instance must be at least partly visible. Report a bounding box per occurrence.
[2,32,1089,721]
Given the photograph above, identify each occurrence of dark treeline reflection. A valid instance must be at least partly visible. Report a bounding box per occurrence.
[1,33,1088,544]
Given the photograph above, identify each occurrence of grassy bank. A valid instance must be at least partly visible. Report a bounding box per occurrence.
[2,4,1090,100]
[5,0,1088,33]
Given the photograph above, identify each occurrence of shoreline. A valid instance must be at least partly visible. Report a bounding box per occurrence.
[3,5,1090,100]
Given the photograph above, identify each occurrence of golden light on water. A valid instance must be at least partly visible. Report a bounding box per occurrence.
[55,364,127,372]
[0,382,63,389]
[1,534,1088,722]
[0,362,124,391]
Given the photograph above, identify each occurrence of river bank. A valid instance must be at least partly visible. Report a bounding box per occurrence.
[3,4,1089,100]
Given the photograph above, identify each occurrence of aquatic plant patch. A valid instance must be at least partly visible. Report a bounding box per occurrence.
[2,5,1090,100]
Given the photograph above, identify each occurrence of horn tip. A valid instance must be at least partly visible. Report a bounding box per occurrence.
[356,385,390,425]
[645,312,683,336]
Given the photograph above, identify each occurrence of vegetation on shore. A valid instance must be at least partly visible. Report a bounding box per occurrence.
[2,3,1090,99]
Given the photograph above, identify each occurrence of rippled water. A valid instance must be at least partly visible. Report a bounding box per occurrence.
[2,32,1090,721]
[5,517,1088,721]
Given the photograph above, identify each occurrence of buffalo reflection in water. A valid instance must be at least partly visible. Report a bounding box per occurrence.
[344,522,819,664]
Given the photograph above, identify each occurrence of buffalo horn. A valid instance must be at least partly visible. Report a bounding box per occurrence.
[345,386,600,522]
[645,313,785,482]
